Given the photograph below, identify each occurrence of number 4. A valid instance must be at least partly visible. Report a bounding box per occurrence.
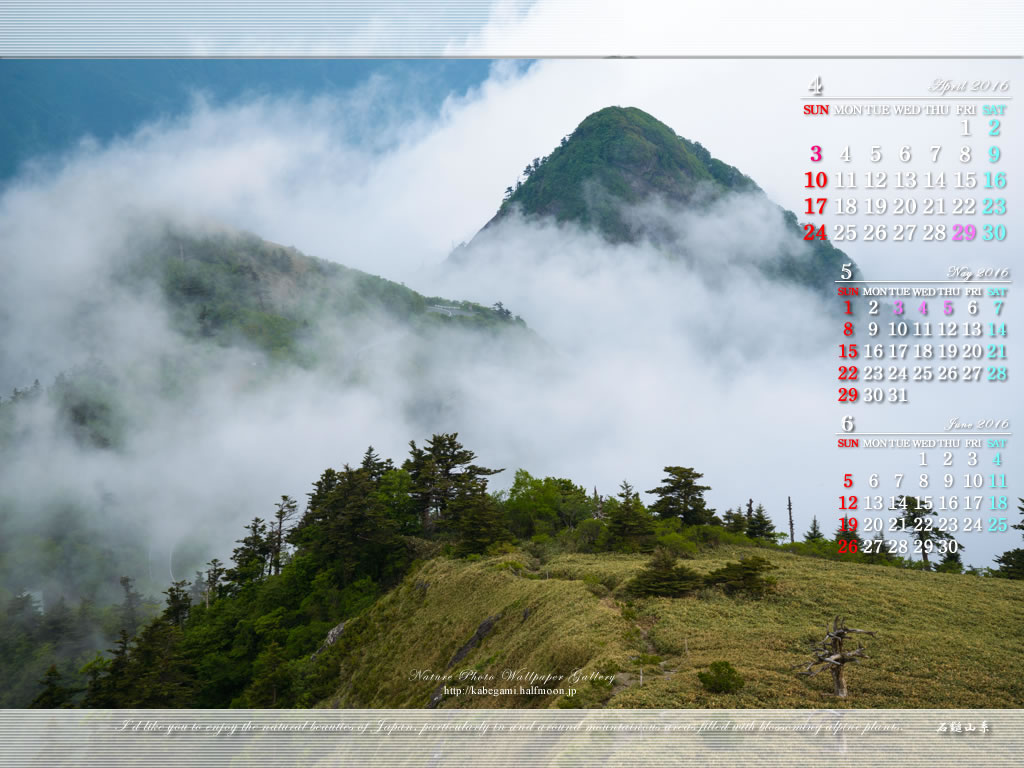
[809,76,823,96]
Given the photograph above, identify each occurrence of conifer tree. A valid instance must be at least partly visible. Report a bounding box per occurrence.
[118,576,143,635]
[403,433,502,534]
[454,479,511,556]
[161,580,191,628]
[375,467,419,535]
[591,487,606,520]
[804,516,825,542]
[646,466,715,525]
[226,518,271,589]
[189,572,206,607]
[82,630,131,708]
[722,507,747,534]
[30,665,76,708]
[359,446,393,482]
[41,596,73,645]
[204,558,226,606]
[1013,497,1024,533]
[745,504,777,541]
[993,498,1024,579]
[246,641,292,707]
[994,549,1024,579]
[936,549,964,574]
[290,464,405,586]
[833,522,864,553]
[126,620,192,707]
[269,495,298,576]
[607,480,655,551]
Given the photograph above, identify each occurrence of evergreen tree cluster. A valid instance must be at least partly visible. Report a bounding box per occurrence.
[27,444,736,708]
[720,498,778,541]
[12,433,1003,710]
[59,434,514,707]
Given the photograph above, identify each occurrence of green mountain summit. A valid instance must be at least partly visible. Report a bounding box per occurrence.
[492,106,760,237]
[462,106,856,292]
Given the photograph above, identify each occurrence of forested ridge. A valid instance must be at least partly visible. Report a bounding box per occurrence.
[9,433,1022,709]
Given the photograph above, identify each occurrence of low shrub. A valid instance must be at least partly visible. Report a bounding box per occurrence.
[627,548,703,598]
[698,661,745,694]
[703,556,778,598]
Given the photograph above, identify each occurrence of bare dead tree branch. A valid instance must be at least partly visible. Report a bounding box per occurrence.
[796,616,876,698]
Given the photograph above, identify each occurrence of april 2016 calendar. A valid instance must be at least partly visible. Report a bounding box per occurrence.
[0,47,1021,768]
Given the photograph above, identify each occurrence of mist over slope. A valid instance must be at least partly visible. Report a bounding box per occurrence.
[0,87,948,624]
[0,219,533,607]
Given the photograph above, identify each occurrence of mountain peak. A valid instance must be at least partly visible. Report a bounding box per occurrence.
[465,105,857,292]
[485,106,760,242]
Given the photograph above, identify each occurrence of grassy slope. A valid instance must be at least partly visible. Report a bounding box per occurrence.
[322,546,1023,709]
